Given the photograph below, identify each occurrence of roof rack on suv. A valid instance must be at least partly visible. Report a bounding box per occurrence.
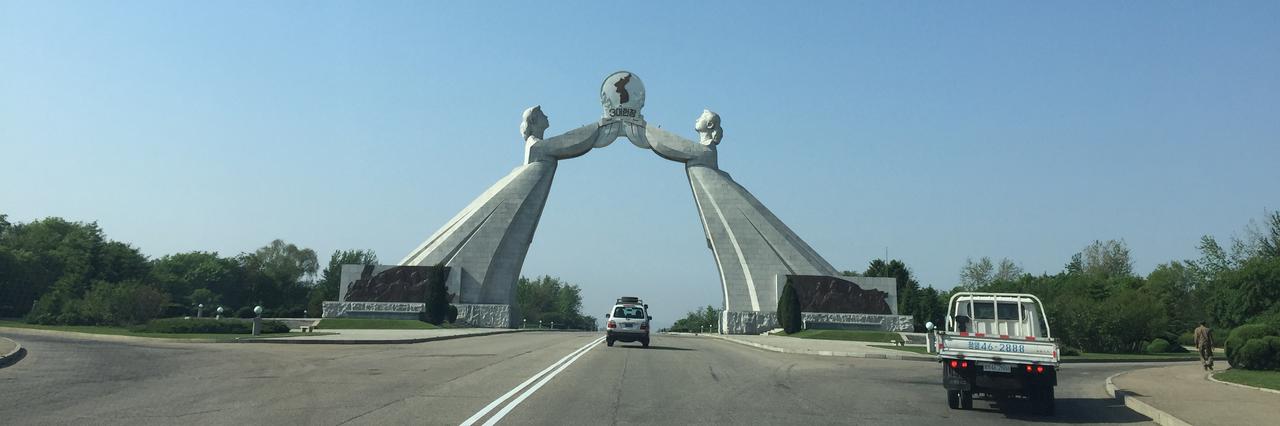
[617,296,641,304]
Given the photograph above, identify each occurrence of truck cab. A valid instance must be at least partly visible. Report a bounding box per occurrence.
[934,292,1059,415]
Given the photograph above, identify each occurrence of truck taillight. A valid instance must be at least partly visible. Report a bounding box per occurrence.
[640,323,648,330]
[607,321,616,329]
[949,360,968,369]
[950,360,957,368]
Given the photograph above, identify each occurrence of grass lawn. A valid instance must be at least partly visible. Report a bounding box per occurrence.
[314,318,439,330]
[0,320,305,340]
[870,344,931,354]
[1061,350,1225,363]
[777,329,900,343]
[1215,369,1280,391]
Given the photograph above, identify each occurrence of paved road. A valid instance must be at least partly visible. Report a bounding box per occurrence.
[0,331,1152,425]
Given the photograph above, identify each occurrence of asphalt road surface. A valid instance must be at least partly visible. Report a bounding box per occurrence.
[0,331,1154,425]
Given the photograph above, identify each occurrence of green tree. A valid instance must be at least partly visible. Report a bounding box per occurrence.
[309,249,378,316]
[777,279,802,334]
[1076,239,1134,280]
[422,266,449,325]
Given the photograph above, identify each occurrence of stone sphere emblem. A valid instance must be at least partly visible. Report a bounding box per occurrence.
[600,71,645,120]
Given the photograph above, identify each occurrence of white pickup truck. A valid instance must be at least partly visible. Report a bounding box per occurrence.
[930,292,1060,415]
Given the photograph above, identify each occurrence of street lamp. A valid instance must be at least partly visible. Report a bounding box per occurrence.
[523,319,527,329]
[252,305,263,336]
[216,306,224,320]
[197,303,204,318]
[550,321,555,330]
[538,320,542,329]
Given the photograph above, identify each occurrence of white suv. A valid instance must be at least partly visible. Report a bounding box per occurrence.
[606,297,651,348]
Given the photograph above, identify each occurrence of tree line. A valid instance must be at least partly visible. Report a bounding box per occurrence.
[0,214,378,325]
[515,275,596,330]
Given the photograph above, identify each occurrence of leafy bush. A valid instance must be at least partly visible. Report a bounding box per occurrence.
[422,266,450,325]
[137,318,289,334]
[1235,338,1277,370]
[1060,346,1081,356]
[236,306,256,318]
[777,279,802,334]
[447,305,459,323]
[1227,324,1277,368]
[1178,331,1195,347]
[1146,337,1182,350]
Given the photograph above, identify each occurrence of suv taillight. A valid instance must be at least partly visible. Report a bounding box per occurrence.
[640,322,648,330]
[607,321,616,329]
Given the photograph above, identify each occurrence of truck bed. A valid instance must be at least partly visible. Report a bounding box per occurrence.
[937,332,1059,365]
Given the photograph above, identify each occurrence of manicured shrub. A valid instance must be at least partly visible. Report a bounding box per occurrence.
[777,279,802,334]
[1226,324,1277,368]
[1178,331,1195,347]
[137,318,289,334]
[447,305,459,323]
[1236,339,1276,370]
[1146,338,1177,354]
[422,266,449,325]
[1060,346,1081,356]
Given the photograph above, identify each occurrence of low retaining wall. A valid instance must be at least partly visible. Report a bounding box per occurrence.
[722,311,915,334]
[455,304,513,328]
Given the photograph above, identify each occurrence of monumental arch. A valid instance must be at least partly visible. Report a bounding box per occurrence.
[399,72,907,333]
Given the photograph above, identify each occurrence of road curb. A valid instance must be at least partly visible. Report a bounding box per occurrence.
[0,326,532,345]
[0,336,26,369]
[1104,371,1192,426]
[693,333,935,362]
[233,329,531,344]
[1207,369,1280,395]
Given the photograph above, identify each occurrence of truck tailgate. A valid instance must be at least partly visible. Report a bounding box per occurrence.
[938,333,1058,365]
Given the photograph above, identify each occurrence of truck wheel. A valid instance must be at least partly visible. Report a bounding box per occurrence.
[1033,386,1055,415]
[947,391,960,409]
[960,391,974,409]
[641,338,650,348]
[607,338,615,347]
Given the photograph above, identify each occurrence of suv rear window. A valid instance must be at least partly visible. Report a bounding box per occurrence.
[613,306,645,319]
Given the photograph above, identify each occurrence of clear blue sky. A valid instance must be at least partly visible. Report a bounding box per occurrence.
[3,1,1278,327]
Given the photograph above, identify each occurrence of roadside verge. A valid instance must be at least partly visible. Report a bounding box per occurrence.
[686,333,936,362]
[1104,371,1192,426]
[0,336,26,368]
[0,326,532,345]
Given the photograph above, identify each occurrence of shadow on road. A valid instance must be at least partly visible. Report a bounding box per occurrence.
[614,345,695,351]
[965,395,1150,423]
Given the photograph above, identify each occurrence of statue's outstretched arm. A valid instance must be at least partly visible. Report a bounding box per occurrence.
[644,110,721,169]
[522,106,624,164]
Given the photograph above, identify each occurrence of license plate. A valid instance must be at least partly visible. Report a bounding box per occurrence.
[979,362,1011,373]
[624,324,633,328]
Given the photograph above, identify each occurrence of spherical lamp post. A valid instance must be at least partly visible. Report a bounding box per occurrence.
[197,303,204,318]
[252,305,263,336]
[216,306,224,320]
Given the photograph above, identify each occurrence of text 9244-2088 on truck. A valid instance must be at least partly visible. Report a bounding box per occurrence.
[930,292,1060,415]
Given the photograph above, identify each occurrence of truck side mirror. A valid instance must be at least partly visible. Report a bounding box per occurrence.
[648,316,653,320]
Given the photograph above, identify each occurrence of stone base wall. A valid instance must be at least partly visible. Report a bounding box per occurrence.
[322,301,424,319]
[456,304,513,328]
[721,311,780,335]
[802,312,914,332]
[721,310,915,334]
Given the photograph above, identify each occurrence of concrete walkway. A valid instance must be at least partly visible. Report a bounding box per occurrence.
[0,336,15,355]
[690,333,935,361]
[1111,364,1280,425]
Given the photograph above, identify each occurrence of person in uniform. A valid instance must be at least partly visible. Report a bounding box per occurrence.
[1194,321,1215,371]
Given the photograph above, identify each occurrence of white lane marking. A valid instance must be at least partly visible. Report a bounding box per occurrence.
[460,336,604,426]
[481,336,604,426]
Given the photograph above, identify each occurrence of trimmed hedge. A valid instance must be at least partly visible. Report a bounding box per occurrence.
[777,279,802,334]
[1227,324,1277,368]
[447,305,459,323]
[1146,338,1186,354]
[1235,336,1280,371]
[136,318,290,334]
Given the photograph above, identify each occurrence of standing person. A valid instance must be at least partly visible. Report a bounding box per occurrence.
[1194,322,1215,371]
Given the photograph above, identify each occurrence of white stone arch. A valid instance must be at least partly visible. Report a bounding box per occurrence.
[399,73,893,332]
